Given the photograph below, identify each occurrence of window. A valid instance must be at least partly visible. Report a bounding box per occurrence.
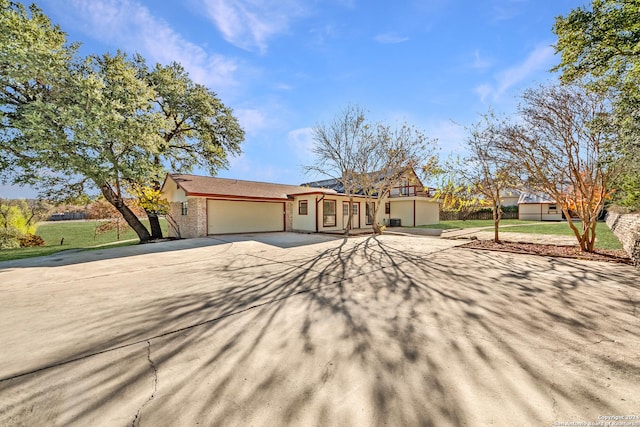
[385,202,390,214]
[352,204,358,215]
[299,200,308,215]
[548,204,557,211]
[400,180,409,196]
[366,203,373,225]
[323,200,336,227]
[181,201,188,216]
[343,202,350,215]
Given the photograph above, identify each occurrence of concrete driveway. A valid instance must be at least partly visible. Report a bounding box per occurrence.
[0,233,638,426]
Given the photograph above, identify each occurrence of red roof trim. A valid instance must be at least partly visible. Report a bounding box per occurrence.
[289,190,341,197]
[190,193,289,202]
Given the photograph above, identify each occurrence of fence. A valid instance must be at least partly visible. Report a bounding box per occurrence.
[47,212,87,221]
[440,210,518,221]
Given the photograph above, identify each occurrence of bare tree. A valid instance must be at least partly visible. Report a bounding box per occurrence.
[358,122,437,234]
[305,105,372,235]
[500,83,619,252]
[305,106,437,235]
[463,112,518,243]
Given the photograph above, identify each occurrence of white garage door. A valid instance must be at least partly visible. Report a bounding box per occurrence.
[207,200,284,234]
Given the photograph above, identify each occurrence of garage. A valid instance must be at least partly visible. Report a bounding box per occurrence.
[207,200,285,234]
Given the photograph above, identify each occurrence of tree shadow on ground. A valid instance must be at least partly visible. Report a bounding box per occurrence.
[0,236,638,426]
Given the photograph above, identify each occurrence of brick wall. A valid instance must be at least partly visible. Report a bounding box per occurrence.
[606,212,640,267]
[285,201,293,232]
[168,198,207,238]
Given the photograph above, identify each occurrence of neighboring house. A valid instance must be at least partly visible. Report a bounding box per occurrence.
[161,171,439,238]
[500,189,521,207]
[517,192,562,221]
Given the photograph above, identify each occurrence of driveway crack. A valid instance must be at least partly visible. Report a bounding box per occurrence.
[131,341,158,427]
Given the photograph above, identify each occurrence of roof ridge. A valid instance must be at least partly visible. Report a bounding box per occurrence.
[170,173,315,189]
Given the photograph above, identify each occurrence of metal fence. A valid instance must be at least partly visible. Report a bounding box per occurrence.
[440,210,518,221]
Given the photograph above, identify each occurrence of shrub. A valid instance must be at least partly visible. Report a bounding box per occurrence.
[0,227,22,249]
[19,234,46,247]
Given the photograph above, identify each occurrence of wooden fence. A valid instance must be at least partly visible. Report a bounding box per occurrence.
[440,210,518,221]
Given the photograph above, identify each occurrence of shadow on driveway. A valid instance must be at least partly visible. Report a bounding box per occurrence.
[0,235,638,426]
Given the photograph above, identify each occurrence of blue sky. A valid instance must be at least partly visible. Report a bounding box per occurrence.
[3,0,587,198]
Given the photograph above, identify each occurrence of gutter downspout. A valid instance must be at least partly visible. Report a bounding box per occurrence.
[413,199,416,227]
[316,195,326,233]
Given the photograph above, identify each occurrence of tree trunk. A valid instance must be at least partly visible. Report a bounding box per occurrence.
[146,210,163,239]
[493,203,501,243]
[344,196,353,236]
[586,217,597,252]
[371,201,383,234]
[101,184,152,243]
[146,179,164,239]
[563,207,593,252]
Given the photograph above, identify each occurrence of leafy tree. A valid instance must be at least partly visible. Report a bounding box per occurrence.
[500,84,619,252]
[0,2,244,242]
[432,171,483,218]
[553,0,640,209]
[126,181,181,238]
[0,197,49,248]
[138,62,244,238]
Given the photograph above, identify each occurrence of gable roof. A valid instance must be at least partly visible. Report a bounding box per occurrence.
[301,167,425,195]
[500,189,522,198]
[165,173,337,201]
[301,177,346,193]
[518,192,556,204]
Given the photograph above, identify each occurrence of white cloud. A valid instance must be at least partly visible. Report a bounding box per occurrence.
[475,44,555,103]
[491,0,527,21]
[274,83,294,91]
[63,0,238,89]
[225,154,279,181]
[472,49,492,69]
[200,0,308,54]
[474,84,493,103]
[287,127,315,163]
[423,120,466,154]
[374,33,410,44]
[235,108,268,136]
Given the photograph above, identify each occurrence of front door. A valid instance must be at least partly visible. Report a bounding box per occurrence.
[342,202,360,229]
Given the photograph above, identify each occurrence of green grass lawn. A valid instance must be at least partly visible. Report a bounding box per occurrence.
[418,219,531,230]
[0,218,168,262]
[419,219,622,250]
[499,222,621,250]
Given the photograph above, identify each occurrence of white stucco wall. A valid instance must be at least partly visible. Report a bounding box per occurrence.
[519,203,562,221]
[389,200,415,227]
[161,177,188,203]
[292,197,317,232]
[415,200,439,225]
